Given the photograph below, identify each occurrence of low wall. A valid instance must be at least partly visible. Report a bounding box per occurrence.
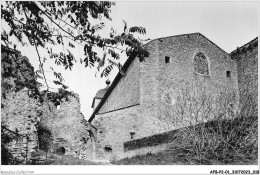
[124,129,178,152]
[122,117,254,159]
[123,127,180,159]
[123,143,169,159]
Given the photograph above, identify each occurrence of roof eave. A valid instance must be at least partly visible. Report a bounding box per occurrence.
[88,55,137,122]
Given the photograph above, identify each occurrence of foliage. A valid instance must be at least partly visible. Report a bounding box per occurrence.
[1,46,75,104]
[1,1,149,91]
[124,82,258,164]
[1,126,24,165]
[1,128,14,165]
[160,82,258,164]
[1,46,40,96]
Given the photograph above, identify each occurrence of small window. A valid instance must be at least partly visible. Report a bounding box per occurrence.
[130,132,136,139]
[104,145,112,153]
[226,71,231,78]
[165,56,170,63]
[106,101,108,107]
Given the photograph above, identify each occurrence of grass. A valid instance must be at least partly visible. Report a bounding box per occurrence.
[31,150,106,165]
[49,155,100,165]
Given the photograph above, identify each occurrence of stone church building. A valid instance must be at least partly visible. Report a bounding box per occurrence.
[87,33,258,161]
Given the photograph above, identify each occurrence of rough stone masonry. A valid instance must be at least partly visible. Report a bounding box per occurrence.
[1,45,91,163]
[89,33,258,161]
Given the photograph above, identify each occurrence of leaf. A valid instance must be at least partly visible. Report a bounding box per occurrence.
[62,84,69,89]
[69,42,75,48]
[108,49,120,60]
[53,80,62,85]
[129,26,146,35]
[123,20,127,32]
[92,22,105,32]
[97,52,106,71]
[101,65,113,77]
[53,72,64,82]
[50,53,58,58]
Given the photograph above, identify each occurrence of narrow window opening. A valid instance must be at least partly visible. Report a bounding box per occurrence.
[165,56,170,63]
[130,132,136,139]
[106,101,108,107]
[104,145,112,153]
[226,71,231,78]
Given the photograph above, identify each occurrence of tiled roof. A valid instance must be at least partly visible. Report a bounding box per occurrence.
[230,37,258,58]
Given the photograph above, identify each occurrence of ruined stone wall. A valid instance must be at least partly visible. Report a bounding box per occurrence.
[1,87,41,163]
[1,84,91,163]
[98,57,140,114]
[43,94,91,160]
[1,47,91,163]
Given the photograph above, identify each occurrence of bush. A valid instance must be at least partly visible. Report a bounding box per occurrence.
[165,82,258,164]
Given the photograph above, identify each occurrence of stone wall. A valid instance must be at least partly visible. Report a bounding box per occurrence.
[41,93,91,160]
[231,38,258,113]
[1,88,41,163]
[138,33,239,137]
[93,33,240,161]
[1,83,91,164]
[1,46,92,163]
[1,126,29,164]
[98,57,140,114]
[93,105,140,161]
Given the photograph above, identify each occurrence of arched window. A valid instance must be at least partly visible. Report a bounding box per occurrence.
[194,52,209,75]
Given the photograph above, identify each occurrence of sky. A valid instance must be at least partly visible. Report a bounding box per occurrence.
[1,1,258,120]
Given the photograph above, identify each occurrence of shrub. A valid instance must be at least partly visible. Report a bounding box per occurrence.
[165,82,258,164]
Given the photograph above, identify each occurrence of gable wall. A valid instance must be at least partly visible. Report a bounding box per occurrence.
[93,34,242,161]
[138,33,239,137]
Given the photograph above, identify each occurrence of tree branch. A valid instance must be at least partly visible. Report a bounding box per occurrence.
[34,40,49,92]
[38,3,82,34]
[32,2,76,40]
[22,3,50,92]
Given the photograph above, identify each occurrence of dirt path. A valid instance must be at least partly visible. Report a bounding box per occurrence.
[49,155,110,165]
